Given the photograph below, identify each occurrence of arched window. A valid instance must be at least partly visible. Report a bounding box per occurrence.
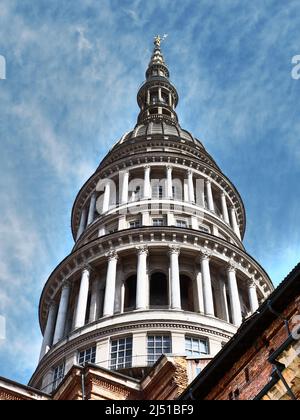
[150,272,168,308]
[180,275,194,312]
[124,275,137,312]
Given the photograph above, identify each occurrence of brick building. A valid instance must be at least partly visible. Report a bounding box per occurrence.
[0,355,198,400]
[180,263,300,400]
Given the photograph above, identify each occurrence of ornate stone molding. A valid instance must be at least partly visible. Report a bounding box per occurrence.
[200,249,212,260]
[136,245,149,255]
[169,244,180,255]
[81,262,94,273]
[0,391,26,401]
[47,300,57,311]
[227,259,238,272]
[106,250,119,261]
[247,277,257,288]
[61,280,71,290]
[91,377,134,399]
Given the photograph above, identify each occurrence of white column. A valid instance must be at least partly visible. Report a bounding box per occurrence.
[196,271,204,313]
[184,180,189,202]
[147,90,150,105]
[169,92,172,107]
[143,165,151,199]
[220,279,230,322]
[103,251,118,317]
[248,279,259,313]
[121,171,129,204]
[120,282,125,314]
[230,207,241,239]
[201,253,215,316]
[158,87,162,102]
[221,192,230,224]
[53,281,71,344]
[102,181,111,213]
[76,207,87,240]
[39,301,57,361]
[206,179,215,212]
[169,246,181,310]
[74,266,91,329]
[227,263,242,326]
[166,166,173,198]
[187,170,195,202]
[87,193,97,226]
[136,246,149,310]
[89,278,101,323]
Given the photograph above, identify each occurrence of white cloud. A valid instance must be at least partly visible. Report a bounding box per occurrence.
[0,204,45,380]
[76,26,92,52]
[0,316,5,341]
[123,8,141,25]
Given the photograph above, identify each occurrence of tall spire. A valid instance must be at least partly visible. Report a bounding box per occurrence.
[147,35,168,72]
[136,36,179,125]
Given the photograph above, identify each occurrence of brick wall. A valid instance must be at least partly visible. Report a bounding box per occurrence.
[205,296,300,400]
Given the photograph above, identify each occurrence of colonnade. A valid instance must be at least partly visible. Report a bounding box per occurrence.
[39,248,259,360]
[76,166,241,240]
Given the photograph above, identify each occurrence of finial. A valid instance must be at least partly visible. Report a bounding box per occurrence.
[154,34,168,48]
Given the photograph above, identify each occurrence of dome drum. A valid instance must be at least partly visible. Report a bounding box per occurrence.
[71,156,246,244]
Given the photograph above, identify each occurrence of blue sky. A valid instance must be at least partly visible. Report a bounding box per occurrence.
[0,0,300,384]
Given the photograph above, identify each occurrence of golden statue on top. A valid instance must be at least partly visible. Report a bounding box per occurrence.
[154,34,168,47]
[154,35,162,47]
